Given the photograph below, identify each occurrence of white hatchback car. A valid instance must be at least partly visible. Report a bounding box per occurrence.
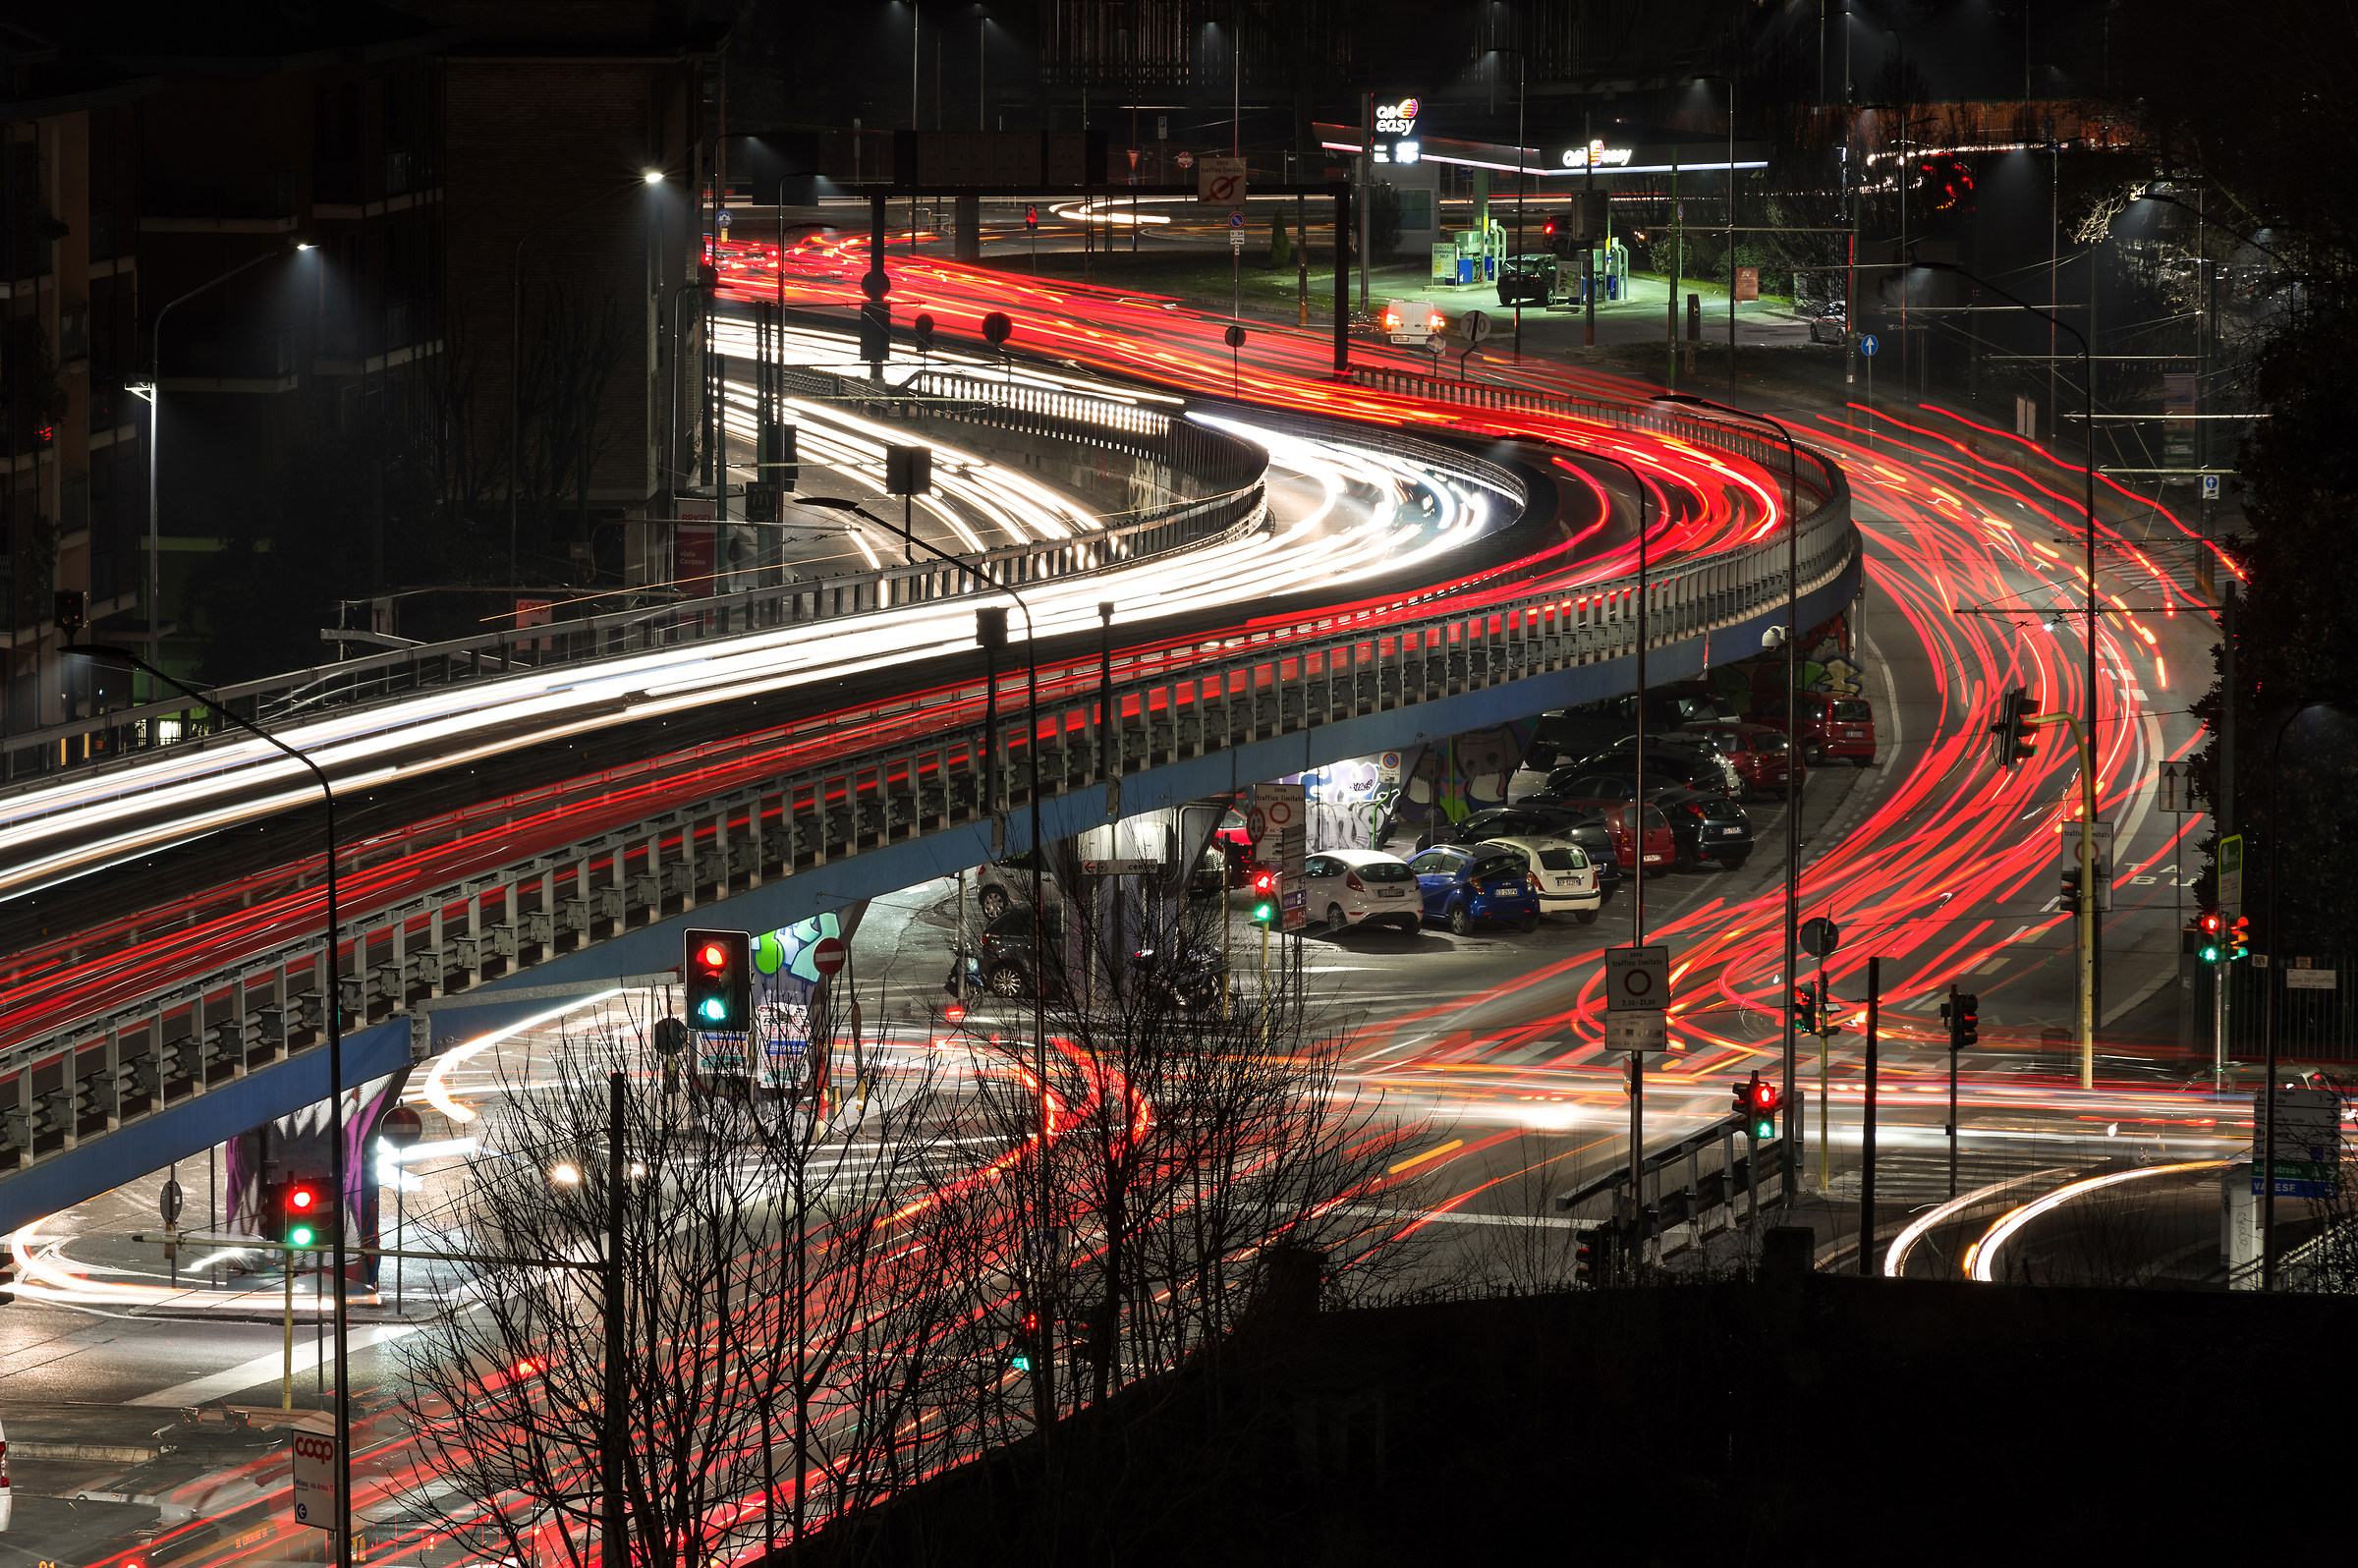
[1302,848,1423,933]
[1480,836,1602,921]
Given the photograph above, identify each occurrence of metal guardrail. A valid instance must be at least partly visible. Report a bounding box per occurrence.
[0,435,1854,1177]
[1350,365,1844,507]
[0,370,1268,789]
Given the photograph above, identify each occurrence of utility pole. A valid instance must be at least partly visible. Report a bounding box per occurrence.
[2217,584,2236,1083]
[1859,954,1881,1273]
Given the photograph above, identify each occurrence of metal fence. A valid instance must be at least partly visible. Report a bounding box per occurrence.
[1,370,1268,788]
[1350,365,1844,507]
[0,432,1854,1175]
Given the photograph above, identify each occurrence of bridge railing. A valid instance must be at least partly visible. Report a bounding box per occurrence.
[0,435,1854,1182]
[1350,365,1843,510]
[0,370,1268,788]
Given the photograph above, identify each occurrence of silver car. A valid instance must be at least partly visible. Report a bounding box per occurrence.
[1301,848,1423,934]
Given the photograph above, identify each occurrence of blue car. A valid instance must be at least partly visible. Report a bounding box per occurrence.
[1405,844,1543,935]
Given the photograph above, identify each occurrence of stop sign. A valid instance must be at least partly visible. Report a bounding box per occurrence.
[812,937,848,978]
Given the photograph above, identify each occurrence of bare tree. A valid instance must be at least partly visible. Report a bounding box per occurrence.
[396,992,987,1565]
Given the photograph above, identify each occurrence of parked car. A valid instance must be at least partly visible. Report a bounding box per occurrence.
[1404,843,1544,934]
[1808,297,1849,343]
[1524,691,1733,772]
[947,905,1224,1010]
[1677,721,1804,798]
[1648,788,1755,871]
[1497,252,1563,308]
[1444,804,1591,847]
[1479,836,1602,921]
[1539,744,1742,799]
[1541,796,1676,874]
[972,851,1059,920]
[1748,690,1878,766]
[1302,848,1424,933]
[1434,807,1621,891]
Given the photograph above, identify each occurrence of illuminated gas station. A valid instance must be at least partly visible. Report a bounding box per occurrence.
[1315,102,1768,308]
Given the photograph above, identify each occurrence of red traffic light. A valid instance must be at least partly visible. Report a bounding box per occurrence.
[1751,1080,1780,1114]
[2199,911,2223,936]
[697,941,728,970]
[288,1186,317,1210]
[1251,868,1275,896]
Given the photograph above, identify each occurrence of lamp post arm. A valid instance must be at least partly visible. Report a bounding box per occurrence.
[64,641,350,1564]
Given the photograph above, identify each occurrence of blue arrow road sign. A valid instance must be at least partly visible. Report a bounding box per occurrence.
[1859,333,1879,357]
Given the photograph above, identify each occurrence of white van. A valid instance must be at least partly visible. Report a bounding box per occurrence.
[1381,299,1444,344]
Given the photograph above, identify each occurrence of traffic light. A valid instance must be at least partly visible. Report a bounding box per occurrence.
[2194,909,2224,963]
[1941,989,1979,1049]
[684,928,753,1032]
[282,1179,335,1252]
[1737,1071,1779,1140]
[257,1179,288,1242]
[2228,916,2251,962]
[1575,1223,1616,1286]
[1250,868,1279,930]
[1990,686,2039,768]
[1790,981,1818,1034]
[1014,1308,1039,1372]
[53,589,84,636]
[858,299,891,362]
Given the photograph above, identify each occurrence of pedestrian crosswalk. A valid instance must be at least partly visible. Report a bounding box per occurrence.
[1815,1147,2056,1204]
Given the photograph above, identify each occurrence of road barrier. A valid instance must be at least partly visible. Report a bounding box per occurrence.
[0,424,1853,1194]
[0,369,1267,787]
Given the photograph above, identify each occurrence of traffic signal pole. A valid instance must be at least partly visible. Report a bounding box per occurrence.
[2021,710,2099,1087]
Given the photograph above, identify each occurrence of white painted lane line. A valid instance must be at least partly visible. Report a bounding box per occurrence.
[129,1324,422,1407]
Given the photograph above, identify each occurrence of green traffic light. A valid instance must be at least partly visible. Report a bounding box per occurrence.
[2200,945,2220,963]
[699,996,727,1022]
[288,1225,314,1248]
[1253,901,1275,924]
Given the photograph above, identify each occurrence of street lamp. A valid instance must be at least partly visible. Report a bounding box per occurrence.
[1654,391,1801,1147]
[1688,74,1738,379]
[142,241,314,677]
[1486,41,1529,354]
[1913,256,2101,1076]
[64,642,352,1565]
[510,171,665,590]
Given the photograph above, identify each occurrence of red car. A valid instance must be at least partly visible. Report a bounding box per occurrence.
[1748,692,1877,765]
[1672,723,1803,800]
[1552,799,1677,874]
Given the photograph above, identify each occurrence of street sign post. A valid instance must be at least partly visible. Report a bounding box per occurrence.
[2218,833,2244,919]
[292,1430,336,1530]
[1249,782,1308,928]
[811,937,848,978]
[2255,1088,2341,1197]
[1228,207,1246,250]
[1198,156,1246,205]
[1605,945,1668,1011]
[2159,759,2195,814]
[1798,918,1841,958]
[1859,334,1879,357]
[1080,859,1160,875]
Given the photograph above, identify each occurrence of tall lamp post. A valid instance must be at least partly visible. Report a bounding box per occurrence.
[829,498,1053,1408]
[142,242,314,674]
[511,171,665,590]
[1654,391,1802,1148]
[1689,74,1738,380]
[1915,257,2101,1065]
[66,643,352,1566]
[2262,701,2330,1291]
